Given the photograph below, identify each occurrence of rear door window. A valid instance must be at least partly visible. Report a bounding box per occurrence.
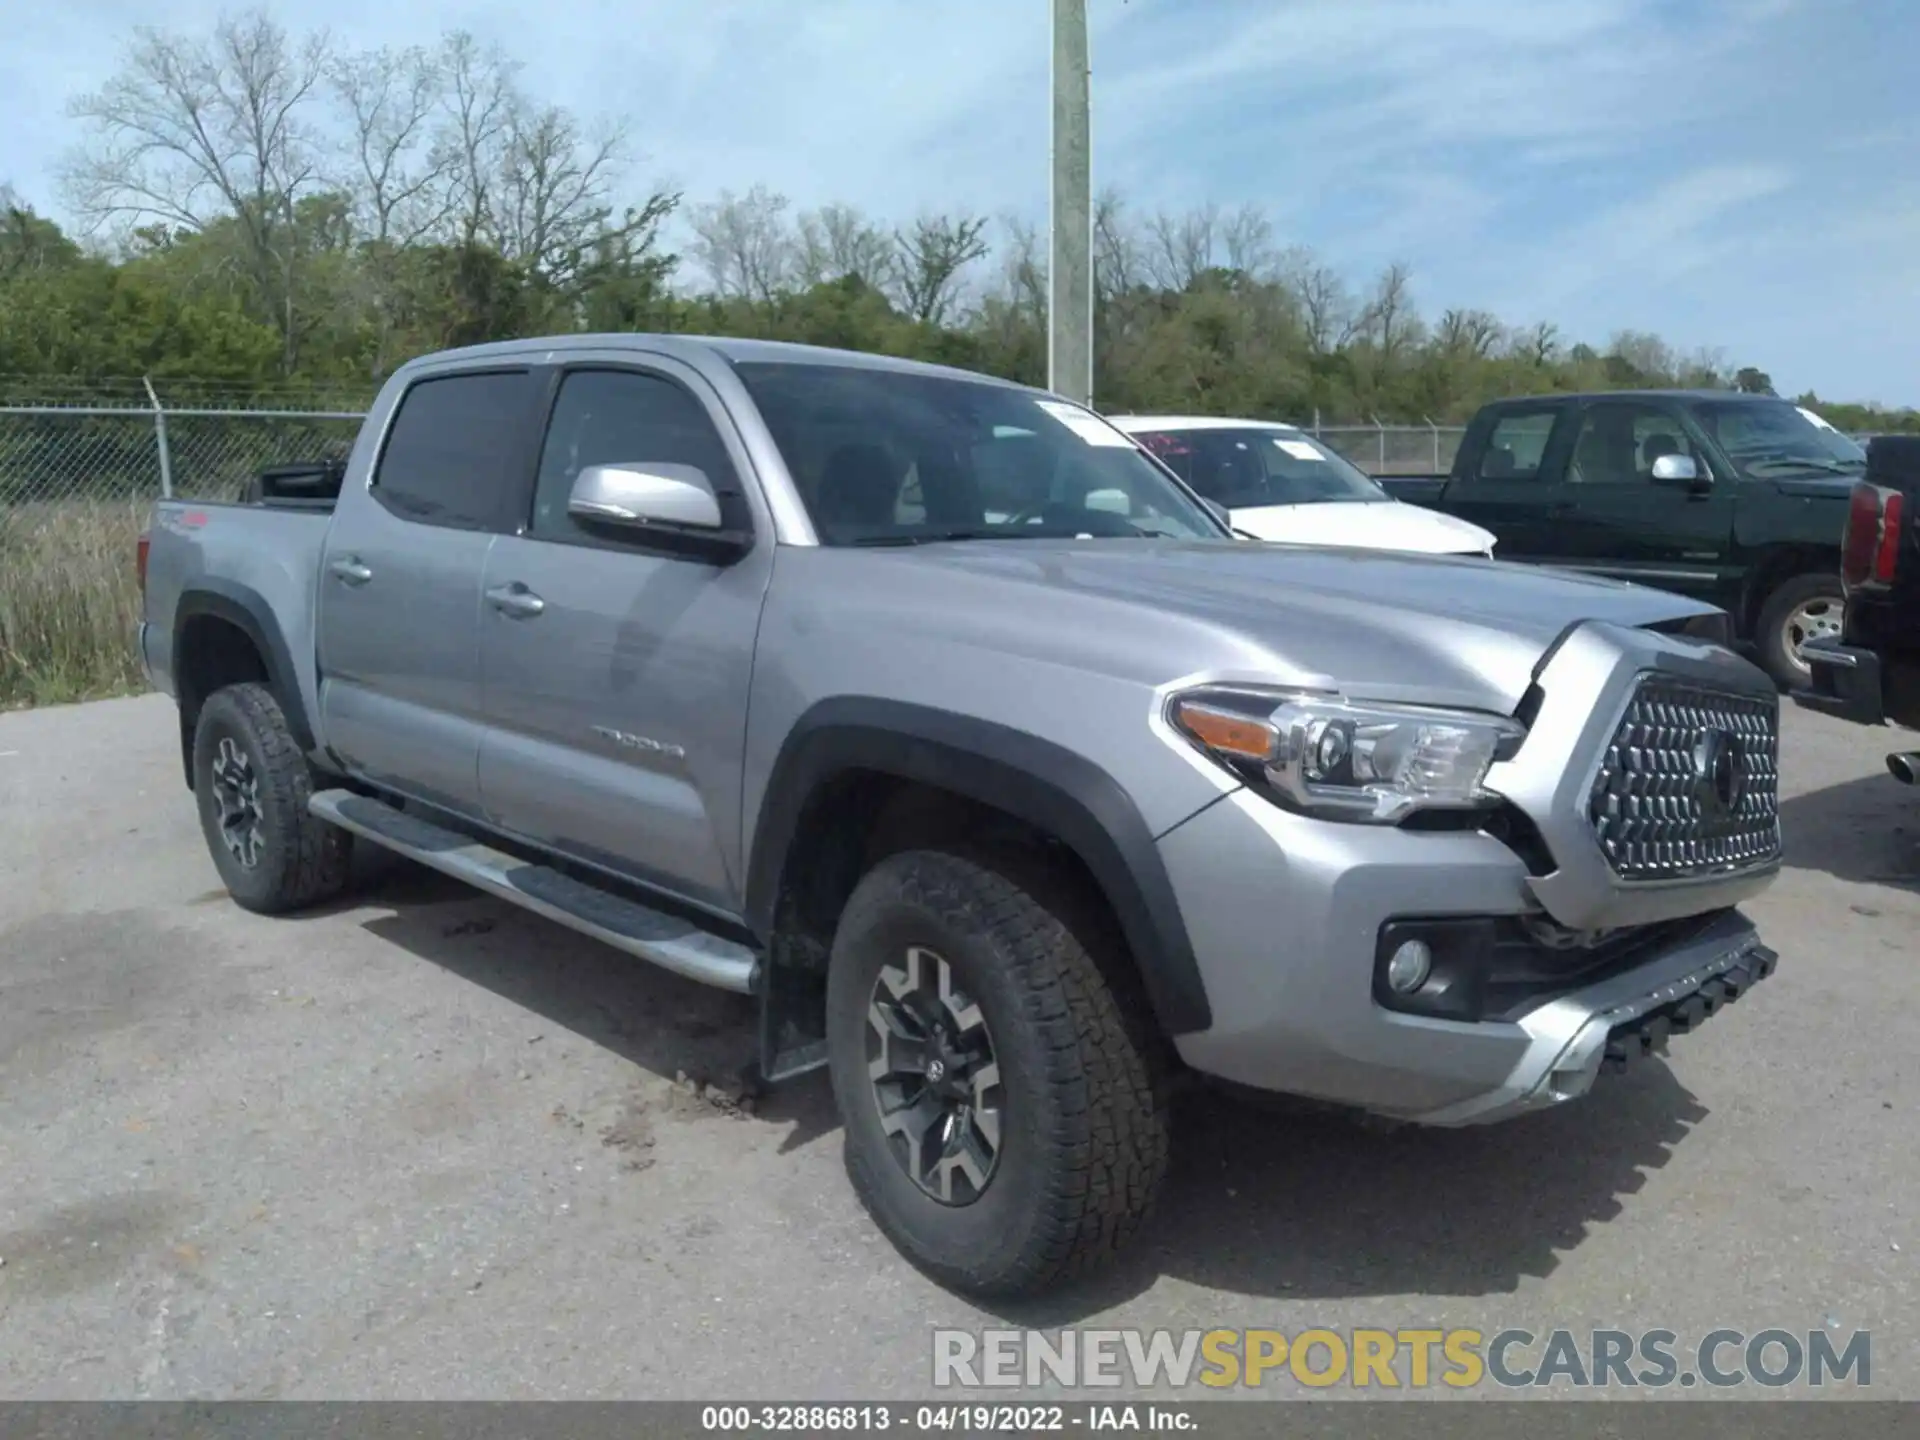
[1476,409,1561,482]
[372,370,538,530]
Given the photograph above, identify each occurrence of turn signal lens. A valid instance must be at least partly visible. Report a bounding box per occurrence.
[1169,699,1275,761]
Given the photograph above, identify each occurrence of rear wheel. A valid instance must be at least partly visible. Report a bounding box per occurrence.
[825,848,1170,1297]
[1755,572,1844,689]
[192,682,352,914]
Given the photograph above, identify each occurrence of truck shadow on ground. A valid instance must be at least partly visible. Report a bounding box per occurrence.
[1004,1066,1705,1323]
[339,853,843,1150]
[335,854,1708,1315]
[1778,770,1920,890]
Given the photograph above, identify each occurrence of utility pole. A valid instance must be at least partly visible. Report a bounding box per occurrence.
[1049,0,1093,406]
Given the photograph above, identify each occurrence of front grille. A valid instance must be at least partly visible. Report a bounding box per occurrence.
[1588,678,1781,881]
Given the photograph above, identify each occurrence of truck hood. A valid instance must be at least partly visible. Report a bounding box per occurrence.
[840,540,1725,715]
[1771,473,1862,500]
[1229,498,1496,556]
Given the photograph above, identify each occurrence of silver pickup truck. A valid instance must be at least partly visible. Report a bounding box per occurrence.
[139,335,1783,1297]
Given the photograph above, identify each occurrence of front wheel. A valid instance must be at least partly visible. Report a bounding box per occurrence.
[825,849,1171,1298]
[1755,572,1845,689]
[192,682,352,914]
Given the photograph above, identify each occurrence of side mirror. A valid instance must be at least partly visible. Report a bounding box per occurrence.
[1650,454,1709,491]
[569,462,723,530]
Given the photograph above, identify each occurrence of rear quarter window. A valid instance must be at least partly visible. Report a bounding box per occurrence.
[372,370,537,530]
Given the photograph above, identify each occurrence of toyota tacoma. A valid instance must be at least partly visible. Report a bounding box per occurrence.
[138,336,1783,1297]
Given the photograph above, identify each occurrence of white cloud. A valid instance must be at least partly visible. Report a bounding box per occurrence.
[1498,163,1797,316]
[2,0,1914,404]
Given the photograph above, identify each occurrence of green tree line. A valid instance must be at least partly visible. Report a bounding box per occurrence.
[2,9,1914,435]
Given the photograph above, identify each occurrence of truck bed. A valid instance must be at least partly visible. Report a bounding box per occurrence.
[139,498,331,719]
[1374,473,1452,508]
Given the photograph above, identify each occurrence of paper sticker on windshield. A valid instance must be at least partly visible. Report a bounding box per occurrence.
[1273,438,1327,461]
[1796,406,1838,433]
[1035,401,1134,447]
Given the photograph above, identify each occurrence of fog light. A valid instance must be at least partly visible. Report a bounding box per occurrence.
[1385,939,1433,994]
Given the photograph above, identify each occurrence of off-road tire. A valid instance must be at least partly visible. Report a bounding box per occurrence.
[1755,572,1845,689]
[192,682,352,915]
[825,848,1171,1297]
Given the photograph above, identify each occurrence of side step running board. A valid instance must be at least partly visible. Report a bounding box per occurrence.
[309,789,759,995]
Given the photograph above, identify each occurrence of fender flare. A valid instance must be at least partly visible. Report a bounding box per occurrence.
[173,581,317,754]
[744,697,1212,1036]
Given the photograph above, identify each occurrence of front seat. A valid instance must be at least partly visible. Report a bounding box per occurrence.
[814,443,901,538]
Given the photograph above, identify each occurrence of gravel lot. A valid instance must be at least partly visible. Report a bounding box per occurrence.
[0,693,1913,1399]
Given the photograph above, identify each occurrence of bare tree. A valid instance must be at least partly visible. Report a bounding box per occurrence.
[1092,186,1139,300]
[64,10,331,371]
[1434,307,1504,359]
[1280,246,1356,352]
[991,214,1048,320]
[890,213,989,326]
[1357,261,1421,361]
[686,184,794,301]
[331,44,449,247]
[495,104,631,287]
[1144,203,1217,291]
[1518,320,1560,366]
[436,30,517,251]
[793,202,893,289]
[1219,203,1277,280]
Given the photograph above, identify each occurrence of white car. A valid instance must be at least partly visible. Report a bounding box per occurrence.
[1108,414,1497,558]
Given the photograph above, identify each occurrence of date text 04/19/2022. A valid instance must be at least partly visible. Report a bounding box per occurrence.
[699,1403,1195,1432]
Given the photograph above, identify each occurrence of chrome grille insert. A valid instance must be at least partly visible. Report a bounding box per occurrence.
[1588,678,1781,881]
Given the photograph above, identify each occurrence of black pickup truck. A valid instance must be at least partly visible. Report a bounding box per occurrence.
[1381,390,1862,687]
[1795,436,1920,779]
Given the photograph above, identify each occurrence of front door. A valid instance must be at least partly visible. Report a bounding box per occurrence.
[476,358,772,915]
[1550,399,1739,608]
[316,366,542,816]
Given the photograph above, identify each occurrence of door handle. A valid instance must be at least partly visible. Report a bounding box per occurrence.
[328,556,373,585]
[486,582,546,619]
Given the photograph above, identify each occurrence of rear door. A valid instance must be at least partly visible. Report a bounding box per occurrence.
[315,366,542,815]
[1550,399,1738,606]
[1438,403,1576,563]
[475,357,773,914]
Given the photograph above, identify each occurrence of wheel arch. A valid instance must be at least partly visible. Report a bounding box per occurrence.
[172,582,314,789]
[1741,545,1841,640]
[745,697,1213,1038]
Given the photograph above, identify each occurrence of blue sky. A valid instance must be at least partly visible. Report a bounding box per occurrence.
[5,0,1916,406]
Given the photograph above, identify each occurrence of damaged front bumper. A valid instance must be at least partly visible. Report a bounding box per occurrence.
[1406,910,1777,1127]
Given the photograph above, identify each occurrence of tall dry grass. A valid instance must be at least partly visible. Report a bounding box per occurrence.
[0,500,150,707]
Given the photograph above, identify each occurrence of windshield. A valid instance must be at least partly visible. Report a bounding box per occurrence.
[733,362,1228,545]
[1692,399,1866,478]
[1128,426,1391,507]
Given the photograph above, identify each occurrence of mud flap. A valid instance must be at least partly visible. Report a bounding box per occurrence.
[757,934,830,1084]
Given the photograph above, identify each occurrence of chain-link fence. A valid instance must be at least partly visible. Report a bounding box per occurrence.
[0,402,366,507]
[1309,423,1464,475]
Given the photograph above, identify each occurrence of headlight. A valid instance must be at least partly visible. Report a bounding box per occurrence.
[1168,685,1526,823]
